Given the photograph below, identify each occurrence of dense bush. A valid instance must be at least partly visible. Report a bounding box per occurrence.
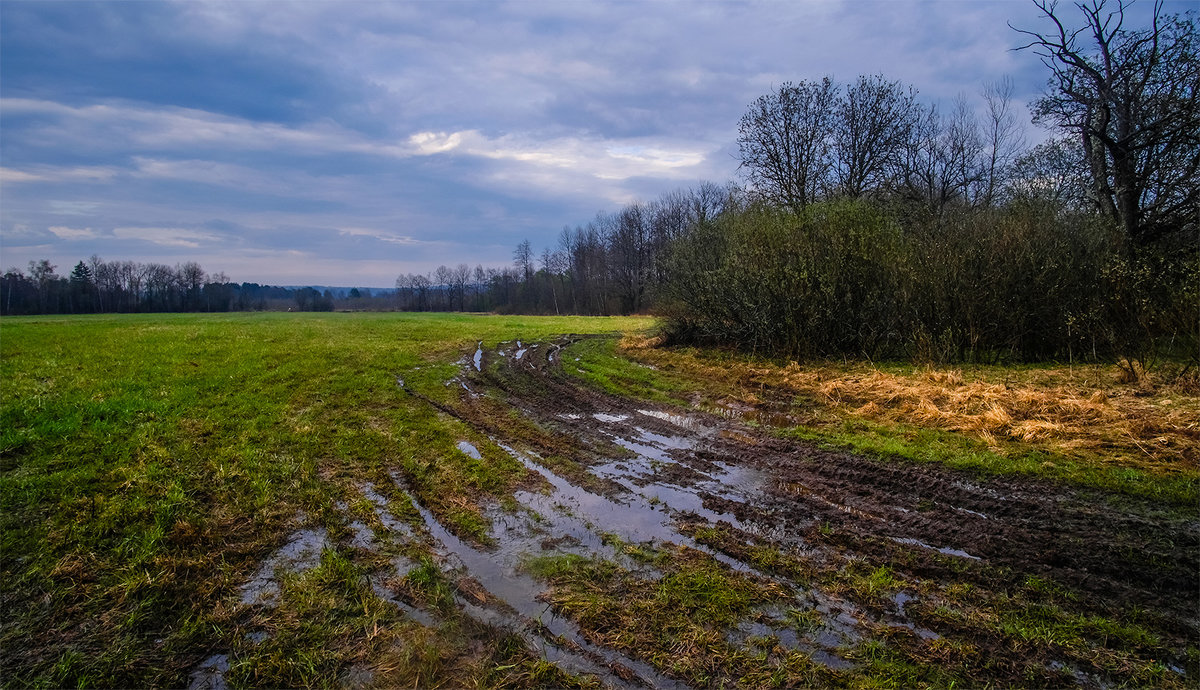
[659,198,1196,364]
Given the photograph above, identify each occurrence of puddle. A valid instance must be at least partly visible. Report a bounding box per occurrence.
[360,484,413,537]
[336,499,376,549]
[724,603,858,671]
[369,553,437,627]
[473,342,483,371]
[396,479,687,689]
[371,576,438,628]
[1048,660,1113,688]
[515,347,527,360]
[888,592,940,640]
[559,413,583,420]
[507,445,769,576]
[244,631,269,644]
[456,440,482,460]
[187,654,229,690]
[890,537,981,560]
[954,506,991,519]
[347,520,374,549]
[239,528,329,607]
[593,413,629,423]
[637,408,698,429]
[591,428,775,539]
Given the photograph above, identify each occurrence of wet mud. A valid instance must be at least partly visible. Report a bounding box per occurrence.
[404,336,1199,687]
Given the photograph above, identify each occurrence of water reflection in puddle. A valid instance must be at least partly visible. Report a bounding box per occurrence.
[593,412,629,423]
[369,554,438,628]
[592,427,774,539]
[725,603,858,670]
[890,537,981,560]
[360,484,413,537]
[456,440,482,460]
[396,477,688,689]
[239,528,329,607]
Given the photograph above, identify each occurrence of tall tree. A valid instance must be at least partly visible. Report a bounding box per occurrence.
[833,75,920,198]
[513,240,533,284]
[1015,0,1199,245]
[979,76,1026,206]
[27,260,57,313]
[737,78,838,210]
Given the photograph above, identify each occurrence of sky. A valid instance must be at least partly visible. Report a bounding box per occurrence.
[0,0,1187,287]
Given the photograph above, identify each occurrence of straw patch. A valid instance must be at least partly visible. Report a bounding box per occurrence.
[620,343,1199,474]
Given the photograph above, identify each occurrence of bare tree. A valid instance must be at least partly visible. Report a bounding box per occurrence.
[737,78,838,210]
[900,97,987,212]
[452,263,471,311]
[433,265,453,310]
[1014,0,1199,245]
[411,273,431,311]
[472,264,487,310]
[513,240,533,284]
[979,76,1027,205]
[27,260,57,313]
[833,75,920,198]
[688,181,731,224]
[178,261,206,310]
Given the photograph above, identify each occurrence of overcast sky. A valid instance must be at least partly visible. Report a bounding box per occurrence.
[0,0,1185,286]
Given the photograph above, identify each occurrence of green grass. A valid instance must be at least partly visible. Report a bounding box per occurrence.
[0,311,647,688]
[559,336,690,403]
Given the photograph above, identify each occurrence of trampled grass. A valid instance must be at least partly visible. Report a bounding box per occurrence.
[0,311,646,687]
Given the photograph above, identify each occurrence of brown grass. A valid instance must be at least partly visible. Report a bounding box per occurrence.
[619,340,1199,474]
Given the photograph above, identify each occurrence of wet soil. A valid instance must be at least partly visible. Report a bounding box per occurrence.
[381,336,1198,687]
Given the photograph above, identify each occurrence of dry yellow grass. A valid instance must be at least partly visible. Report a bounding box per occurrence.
[620,339,1199,474]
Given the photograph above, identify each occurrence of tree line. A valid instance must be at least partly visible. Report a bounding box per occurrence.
[392,182,730,315]
[0,256,382,315]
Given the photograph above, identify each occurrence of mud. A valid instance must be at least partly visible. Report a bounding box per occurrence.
[406,336,1200,686]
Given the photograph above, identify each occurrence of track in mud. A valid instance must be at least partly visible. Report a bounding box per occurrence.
[428,338,1196,686]
[203,337,1197,689]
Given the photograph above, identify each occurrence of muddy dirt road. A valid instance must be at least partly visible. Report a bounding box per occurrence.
[351,337,1196,687]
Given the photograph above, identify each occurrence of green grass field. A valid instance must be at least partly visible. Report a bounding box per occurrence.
[2,312,1194,688]
[0,312,646,687]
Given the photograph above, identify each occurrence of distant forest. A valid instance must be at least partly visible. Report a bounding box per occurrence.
[4,2,1195,365]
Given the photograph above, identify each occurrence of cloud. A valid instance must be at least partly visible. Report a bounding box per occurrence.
[405,129,723,204]
[48,200,102,215]
[2,98,410,158]
[48,225,99,240]
[112,226,221,248]
[0,168,46,183]
[0,165,118,183]
[336,227,430,246]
